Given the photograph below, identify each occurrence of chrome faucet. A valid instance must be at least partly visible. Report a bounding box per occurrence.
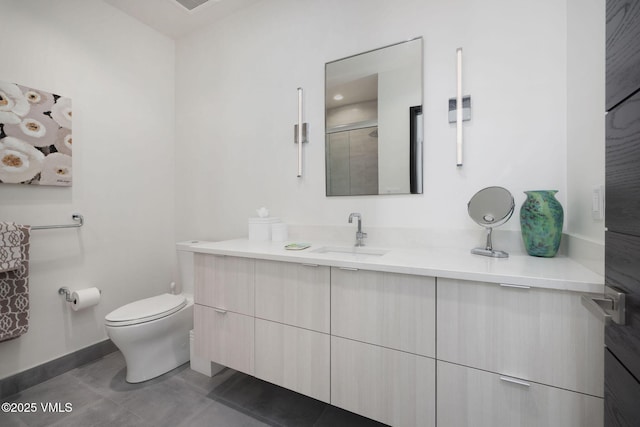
[348,213,367,247]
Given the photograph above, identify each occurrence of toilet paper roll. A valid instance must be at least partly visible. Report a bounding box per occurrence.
[71,287,101,311]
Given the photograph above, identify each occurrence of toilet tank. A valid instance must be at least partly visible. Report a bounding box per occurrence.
[176,241,199,295]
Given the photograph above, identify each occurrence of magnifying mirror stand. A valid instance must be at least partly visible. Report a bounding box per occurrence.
[471,226,509,258]
[468,186,514,258]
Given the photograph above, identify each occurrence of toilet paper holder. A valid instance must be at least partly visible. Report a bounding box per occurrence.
[58,286,102,302]
[58,287,73,302]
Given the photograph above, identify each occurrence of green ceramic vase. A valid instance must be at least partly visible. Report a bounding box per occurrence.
[520,190,564,257]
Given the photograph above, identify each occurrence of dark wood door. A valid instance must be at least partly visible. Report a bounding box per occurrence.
[605,0,640,110]
[605,1,640,425]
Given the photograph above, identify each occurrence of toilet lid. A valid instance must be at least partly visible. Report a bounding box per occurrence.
[105,293,187,326]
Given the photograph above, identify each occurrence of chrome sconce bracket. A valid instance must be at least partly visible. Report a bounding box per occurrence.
[294,123,309,144]
[448,96,472,123]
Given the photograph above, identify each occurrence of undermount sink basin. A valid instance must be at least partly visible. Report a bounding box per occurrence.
[311,246,388,257]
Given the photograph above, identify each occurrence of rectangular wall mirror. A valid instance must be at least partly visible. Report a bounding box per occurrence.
[325,37,423,196]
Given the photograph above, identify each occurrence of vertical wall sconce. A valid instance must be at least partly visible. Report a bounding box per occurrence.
[448,48,471,167]
[294,87,309,177]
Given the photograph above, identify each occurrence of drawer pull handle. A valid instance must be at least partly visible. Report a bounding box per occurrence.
[301,263,319,267]
[499,376,530,387]
[499,283,530,289]
[338,267,359,271]
[213,308,228,314]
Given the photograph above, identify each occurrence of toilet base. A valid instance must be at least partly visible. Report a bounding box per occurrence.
[106,300,194,383]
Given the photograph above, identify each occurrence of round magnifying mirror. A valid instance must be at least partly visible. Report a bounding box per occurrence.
[467,186,514,258]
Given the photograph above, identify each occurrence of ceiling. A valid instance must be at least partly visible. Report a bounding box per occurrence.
[103,0,262,39]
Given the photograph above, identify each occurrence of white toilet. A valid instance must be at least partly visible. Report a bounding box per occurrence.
[104,243,195,383]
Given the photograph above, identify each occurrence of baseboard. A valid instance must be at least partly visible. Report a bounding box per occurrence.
[0,339,117,399]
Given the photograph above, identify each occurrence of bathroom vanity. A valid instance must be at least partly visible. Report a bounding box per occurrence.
[188,239,604,427]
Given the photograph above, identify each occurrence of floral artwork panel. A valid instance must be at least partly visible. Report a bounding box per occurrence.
[0,81,72,186]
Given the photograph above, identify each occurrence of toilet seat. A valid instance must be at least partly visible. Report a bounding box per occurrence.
[105,293,187,327]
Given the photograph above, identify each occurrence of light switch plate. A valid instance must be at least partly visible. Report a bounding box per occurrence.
[591,185,604,220]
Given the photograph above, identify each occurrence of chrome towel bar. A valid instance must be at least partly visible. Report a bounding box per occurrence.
[31,213,84,230]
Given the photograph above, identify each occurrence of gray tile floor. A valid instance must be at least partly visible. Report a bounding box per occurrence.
[1,351,387,426]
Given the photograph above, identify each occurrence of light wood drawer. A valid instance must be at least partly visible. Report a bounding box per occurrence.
[331,336,435,427]
[194,304,254,375]
[194,253,254,315]
[437,278,604,396]
[331,267,435,357]
[254,319,330,402]
[255,260,330,333]
[437,360,603,427]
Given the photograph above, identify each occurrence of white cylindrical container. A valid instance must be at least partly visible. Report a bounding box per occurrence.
[271,223,288,242]
[248,217,281,241]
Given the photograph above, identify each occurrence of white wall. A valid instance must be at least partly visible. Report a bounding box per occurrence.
[566,0,606,247]
[0,0,175,379]
[378,63,421,194]
[175,0,591,245]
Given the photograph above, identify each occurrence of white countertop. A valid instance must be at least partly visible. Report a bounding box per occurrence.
[184,239,604,294]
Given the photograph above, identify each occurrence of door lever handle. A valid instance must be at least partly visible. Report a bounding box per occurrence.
[581,285,626,325]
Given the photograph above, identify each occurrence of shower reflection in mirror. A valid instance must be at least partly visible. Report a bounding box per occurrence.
[325,37,423,196]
